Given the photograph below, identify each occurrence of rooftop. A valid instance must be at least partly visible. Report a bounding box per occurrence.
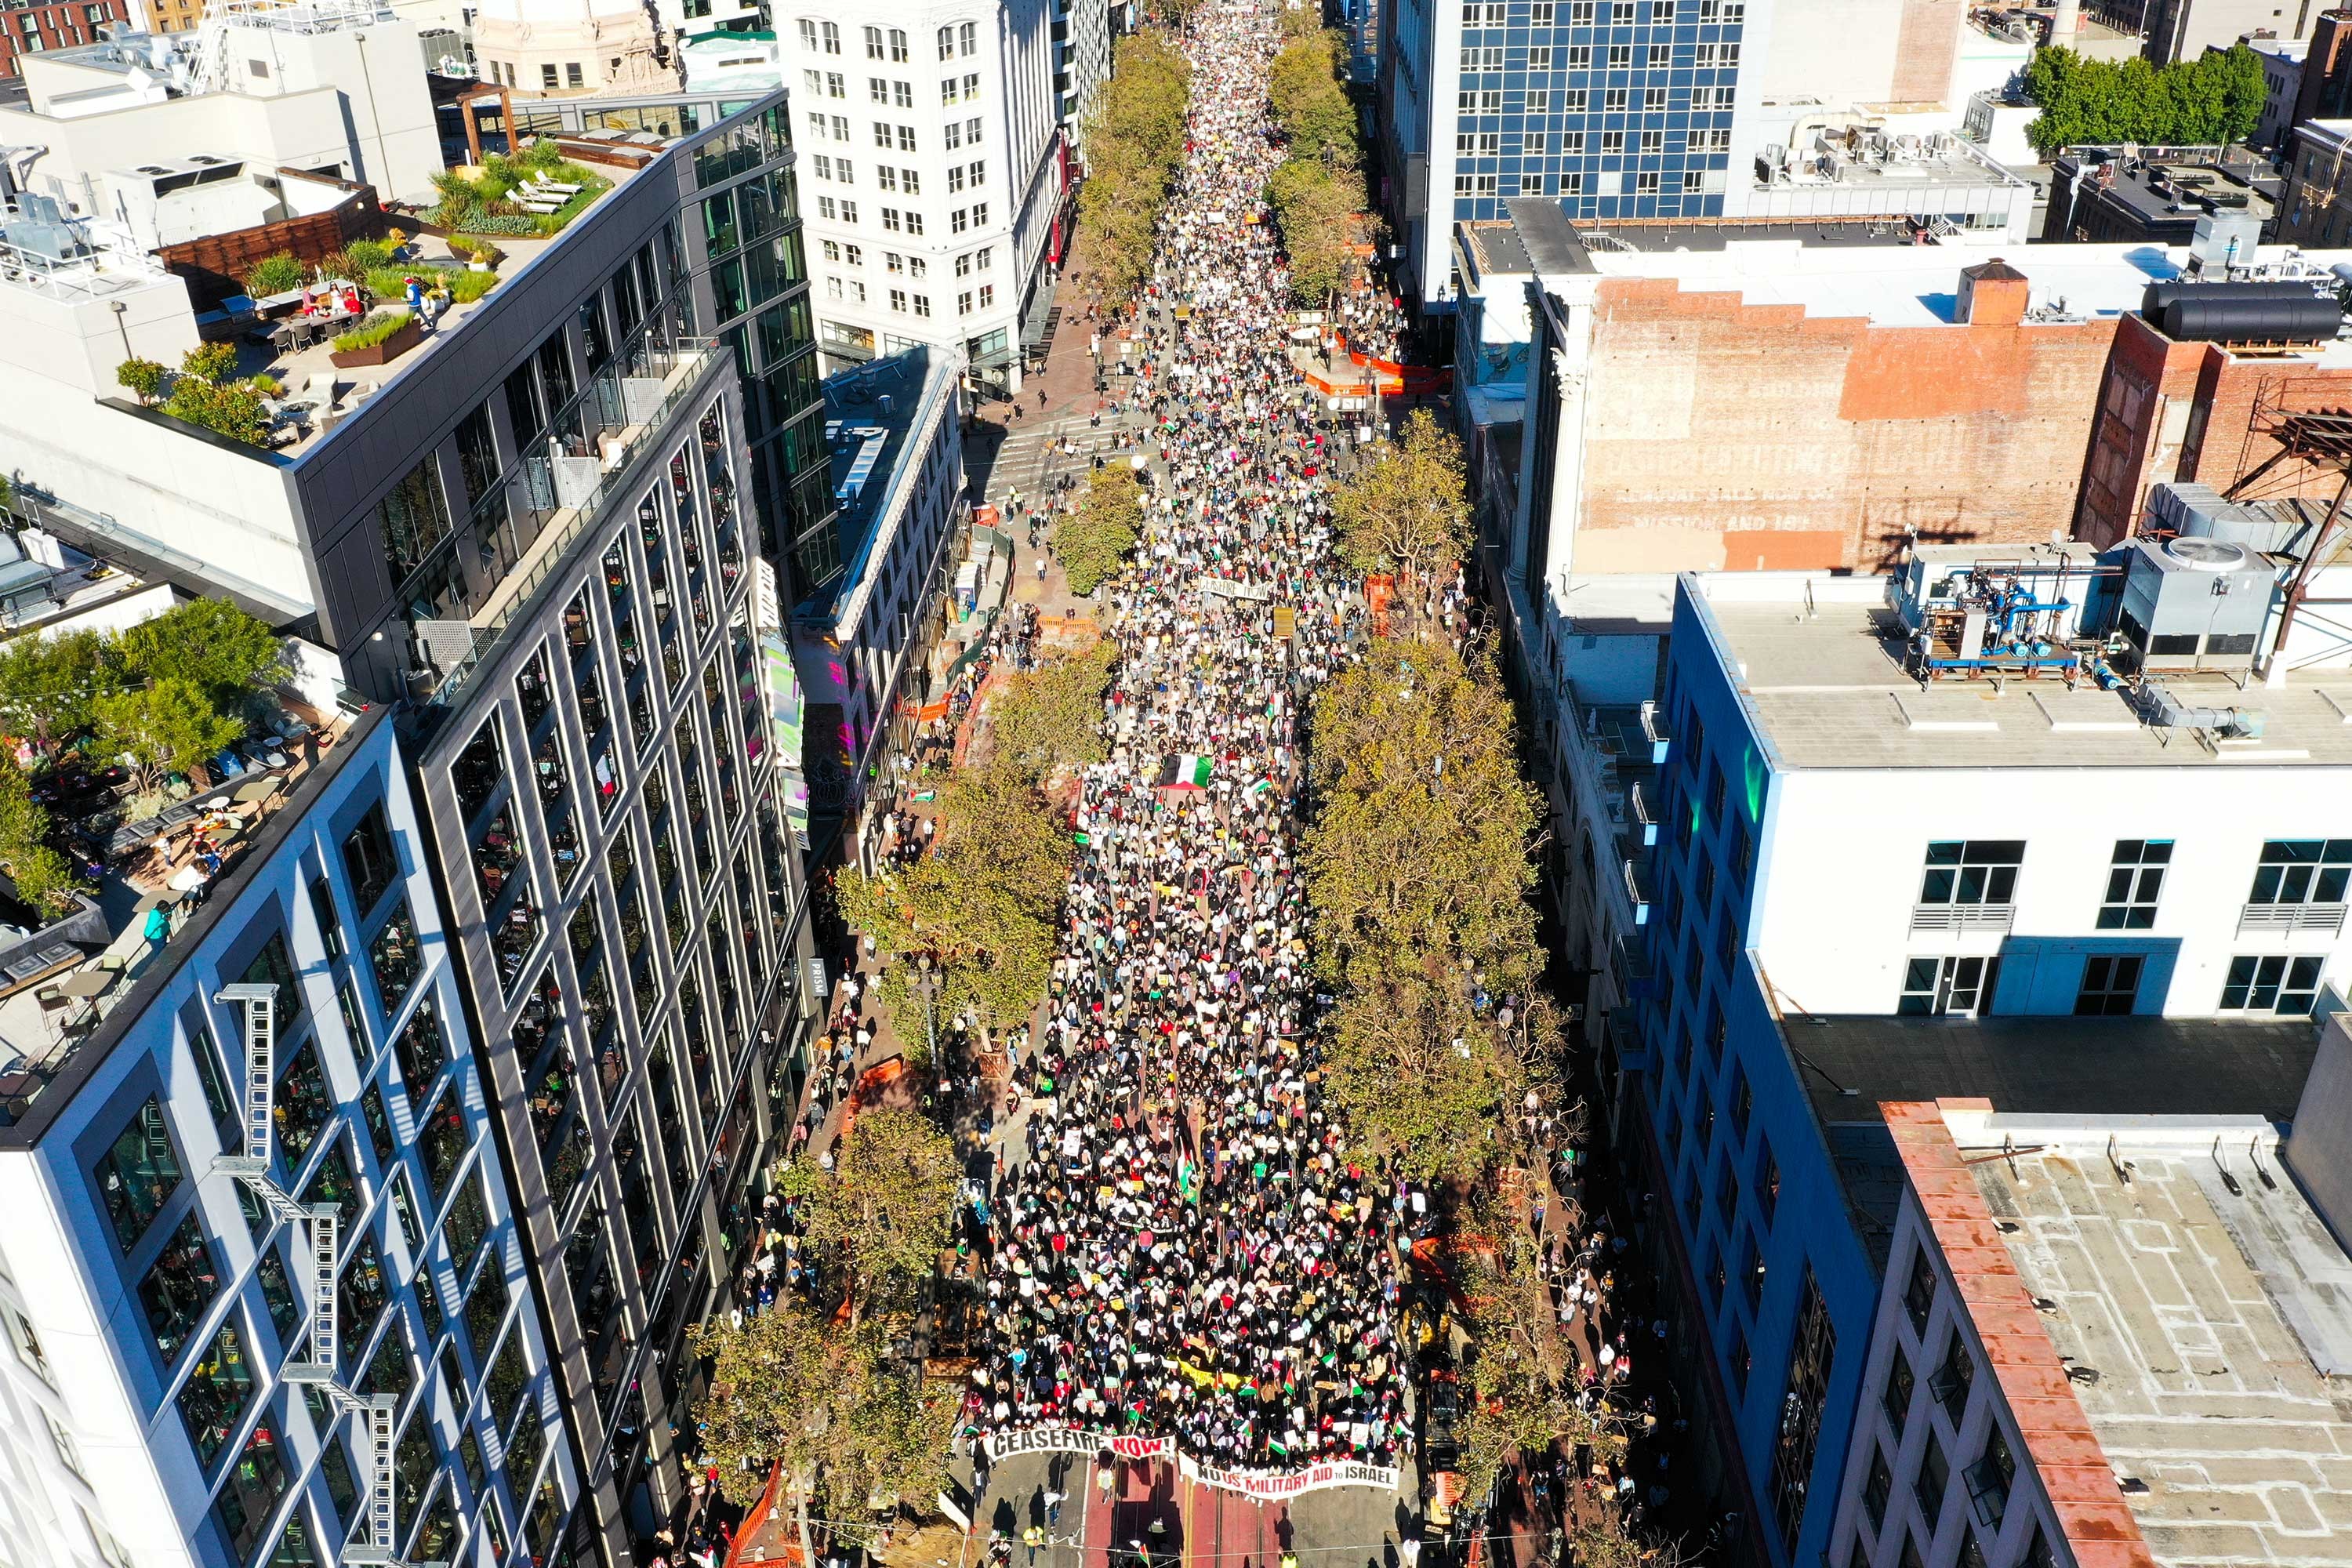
[2051,154,2280,228]
[1900,1103,2352,1568]
[1788,1014,2321,1132]
[800,343,961,630]
[1696,580,2352,769]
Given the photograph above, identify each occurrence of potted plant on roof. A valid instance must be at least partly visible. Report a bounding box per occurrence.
[329,310,423,369]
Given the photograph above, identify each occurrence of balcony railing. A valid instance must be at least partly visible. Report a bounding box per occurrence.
[1623,858,1653,926]
[423,336,717,708]
[1628,778,1658,848]
[1638,699,1671,761]
[2237,902,2349,936]
[1908,902,2016,935]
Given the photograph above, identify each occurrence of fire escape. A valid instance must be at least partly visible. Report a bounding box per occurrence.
[2223,383,2352,666]
[209,984,431,1568]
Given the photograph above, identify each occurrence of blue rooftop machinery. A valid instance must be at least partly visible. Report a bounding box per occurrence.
[1892,546,2094,681]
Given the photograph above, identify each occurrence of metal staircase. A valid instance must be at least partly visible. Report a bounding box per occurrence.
[209,985,429,1568]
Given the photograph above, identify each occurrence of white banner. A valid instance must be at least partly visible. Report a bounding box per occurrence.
[1194,575,1273,602]
[978,1430,1399,1498]
[1178,1454,1402,1499]
[980,1429,1174,1463]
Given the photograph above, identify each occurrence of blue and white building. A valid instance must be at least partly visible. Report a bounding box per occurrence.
[1374,0,2034,315]
[0,709,571,1568]
[1565,563,2352,1568]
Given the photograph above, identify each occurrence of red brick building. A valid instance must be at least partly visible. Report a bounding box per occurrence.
[0,0,135,75]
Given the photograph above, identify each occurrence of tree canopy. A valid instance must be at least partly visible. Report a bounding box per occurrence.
[1263,27,1378,304]
[832,760,1069,1051]
[1054,465,1145,597]
[1076,30,1192,307]
[2024,44,2267,158]
[982,637,1117,783]
[777,1106,959,1318]
[1327,409,1471,586]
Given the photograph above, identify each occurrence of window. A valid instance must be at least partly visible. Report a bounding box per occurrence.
[1883,1341,1915,1436]
[1600,131,1624,154]
[1563,130,1587,154]
[967,116,984,144]
[1570,0,1595,16]
[862,22,881,56]
[868,76,887,103]
[902,167,921,193]
[1864,1447,1894,1532]
[959,20,976,53]
[976,246,994,270]
[890,288,907,312]
[541,64,557,89]
[807,109,826,140]
[816,196,837,221]
[959,290,974,315]
[1532,0,1555,17]
[2221,954,2324,1014]
[945,120,964,150]
[1905,1246,1937,1334]
[96,1098,182,1254]
[1965,1430,2015,1529]
[2099,840,2170,928]
[1459,44,1502,69]
[1898,956,1996,1018]
[139,1214,219,1363]
[889,27,907,60]
[1527,88,1551,111]
[1683,169,1707,192]
[979,285,994,308]
[877,165,897,191]
[937,23,954,59]
[2249,840,2352,908]
[177,1320,256,1468]
[215,1422,289,1561]
[1770,1274,1835,1552]
[1643,85,1667,109]
[565,61,583,87]
[821,238,840,262]
[873,121,893,148]
[1918,841,2022,910]
[343,803,398,915]
[901,122,920,151]
[818,18,838,52]
[913,294,931,318]
[831,114,850,138]
[1647,42,1671,66]
[1608,42,1632,66]
[1650,0,1675,17]
[1563,88,1588,111]
[1932,1327,1975,1419]
[375,458,452,584]
[1524,131,1548,155]
[952,207,970,233]
[2074,953,2143,1016]
[1915,1428,1950,1530]
[1566,43,1591,67]
[1639,129,1664,154]
[949,163,967,192]
[1529,45,1552,68]
[880,207,902,231]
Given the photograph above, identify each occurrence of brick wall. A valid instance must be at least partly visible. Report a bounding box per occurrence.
[2074,313,2352,545]
[1576,278,2118,574]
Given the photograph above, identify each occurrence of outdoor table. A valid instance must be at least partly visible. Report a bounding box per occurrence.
[57,970,112,1000]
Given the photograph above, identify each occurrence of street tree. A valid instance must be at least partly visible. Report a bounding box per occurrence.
[779,1106,960,1319]
[1054,465,1145,596]
[984,637,1118,783]
[1327,409,1471,587]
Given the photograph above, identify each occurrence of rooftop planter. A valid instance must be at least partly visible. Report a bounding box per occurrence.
[330,312,423,369]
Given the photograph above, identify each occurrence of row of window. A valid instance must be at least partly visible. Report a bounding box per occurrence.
[800,67,982,111]
[818,240,994,277]
[799,16,977,60]
[806,155,987,196]
[1896,950,2326,1019]
[1461,0,1744,22]
[1458,83,1735,114]
[1462,124,1727,155]
[1461,38,1740,69]
[808,195,993,235]
[1460,166,1723,198]
[821,275,996,314]
[1914,837,2352,914]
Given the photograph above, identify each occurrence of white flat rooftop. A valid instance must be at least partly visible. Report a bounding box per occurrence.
[1586,241,2352,332]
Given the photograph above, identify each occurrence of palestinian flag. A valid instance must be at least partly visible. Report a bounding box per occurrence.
[1157,754,1214,790]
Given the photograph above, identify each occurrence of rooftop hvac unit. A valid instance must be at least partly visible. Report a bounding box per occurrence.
[2113,535,2280,676]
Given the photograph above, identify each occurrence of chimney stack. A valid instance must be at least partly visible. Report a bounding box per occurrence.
[1958,257,2031,325]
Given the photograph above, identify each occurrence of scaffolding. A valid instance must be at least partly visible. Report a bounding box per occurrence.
[209,985,430,1568]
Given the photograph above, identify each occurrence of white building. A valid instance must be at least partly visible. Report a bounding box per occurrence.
[1054,0,1112,163]
[0,710,565,1568]
[782,0,1069,397]
[0,4,444,210]
[469,0,669,96]
[789,343,967,855]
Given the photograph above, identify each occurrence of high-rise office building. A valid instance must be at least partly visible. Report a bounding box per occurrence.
[1375,0,2033,315]
[782,0,1073,400]
[0,40,830,1561]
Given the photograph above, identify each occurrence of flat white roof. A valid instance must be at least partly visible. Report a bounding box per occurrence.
[1587,239,2194,328]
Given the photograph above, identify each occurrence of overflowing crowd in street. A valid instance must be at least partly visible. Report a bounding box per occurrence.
[962,6,1417,1477]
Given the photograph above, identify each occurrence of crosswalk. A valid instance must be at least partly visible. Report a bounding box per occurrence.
[975,416,1152,509]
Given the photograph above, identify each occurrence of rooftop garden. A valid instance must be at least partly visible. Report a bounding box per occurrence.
[0,597,288,916]
[431,139,612,239]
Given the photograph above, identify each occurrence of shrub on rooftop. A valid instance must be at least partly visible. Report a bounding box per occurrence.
[180,342,239,385]
[344,238,394,271]
[332,312,414,354]
[114,358,166,405]
[243,252,306,296]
